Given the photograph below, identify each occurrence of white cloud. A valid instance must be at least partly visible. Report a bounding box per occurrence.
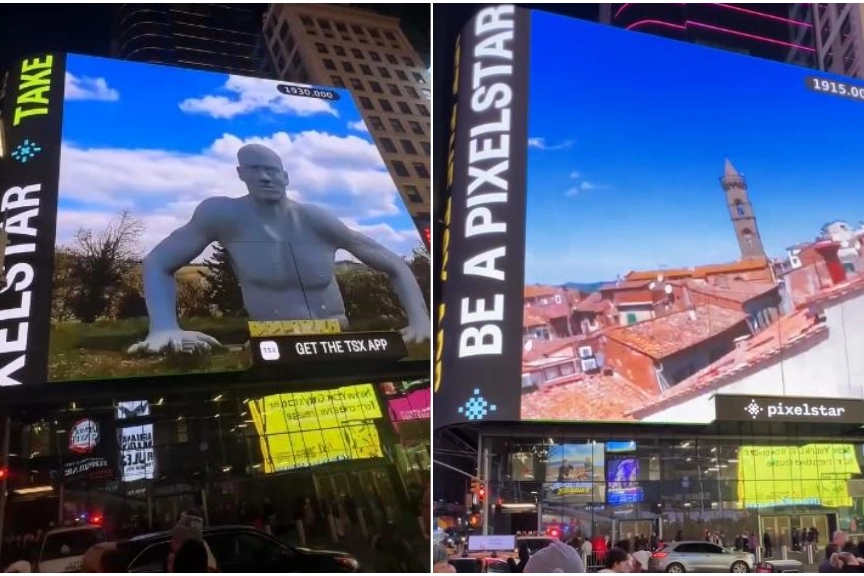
[581,181,595,191]
[58,130,418,261]
[569,171,581,179]
[348,120,369,132]
[179,75,337,119]
[564,188,580,197]
[528,137,573,150]
[65,72,119,102]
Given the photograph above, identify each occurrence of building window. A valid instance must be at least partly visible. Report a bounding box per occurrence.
[389,118,405,133]
[402,56,414,67]
[360,64,372,75]
[401,139,417,155]
[336,22,347,32]
[417,104,429,116]
[406,86,418,98]
[368,116,385,131]
[408,120,423,135]
[331,76,345,88]
[318,18,331,30]
[825,50,834,70]
[380,99,394,112]
[380,137,398,153]
[352,48,364,59]
[352,24,364,35]
[384,30,396,41]
[370,28,381,38]
[841,15,852,39]
[370,81,383,93]
[278,20,290,42]
[413,162,429,178]
[421,141,430,155]
[300,16,313,26]
[323,59,336,71]
[359,96,374,110]
[386,54,398,64]
[315,42,328,54]
[392,160,410,177]
[404,185,423,204]
[370,51,381,62]
[398,101,412,114]
[412,71,426,84]
[734,200,745,217]
[334,45,346,57]
[342,61,355,73]
[350,78,364,91]
[378,66,391,78]
[396,70,408,81]
[388,83,401,96]
[626,313,637,325]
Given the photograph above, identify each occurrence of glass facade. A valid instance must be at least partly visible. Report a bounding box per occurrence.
[481,432,864,549]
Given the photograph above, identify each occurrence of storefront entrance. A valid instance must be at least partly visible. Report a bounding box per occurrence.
[614,518,659,543]
[759,513,835,550]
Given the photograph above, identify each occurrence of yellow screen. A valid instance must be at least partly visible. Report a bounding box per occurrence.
[248,383,384,473]
[737,444,860,508]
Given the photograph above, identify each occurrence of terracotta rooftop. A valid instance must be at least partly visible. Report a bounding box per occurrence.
[684,280,779,304]
[530,301,572,321]
[574,292,611,314]
[796,275,864,309]
[628,308,827,418]
[523,312,547,328]
[599,280,651,291]
[606,305,749,360]
[521,373,652,421]
[522,335,585,363]
[615,290,661,306]
[525,285,560,299]
[625,258,770,282]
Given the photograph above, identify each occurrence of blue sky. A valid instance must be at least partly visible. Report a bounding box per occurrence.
[526,12,864,284]
[58,54,419,260]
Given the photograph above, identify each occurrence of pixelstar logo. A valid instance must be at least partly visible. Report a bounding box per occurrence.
[69,419,100,454]
[744,399,848,420]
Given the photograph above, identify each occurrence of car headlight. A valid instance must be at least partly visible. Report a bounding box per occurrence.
[335,556,360,571]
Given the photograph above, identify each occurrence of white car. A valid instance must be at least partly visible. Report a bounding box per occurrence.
[37,525,107,573]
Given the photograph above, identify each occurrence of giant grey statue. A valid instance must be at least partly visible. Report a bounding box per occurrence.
[128,143,430,354]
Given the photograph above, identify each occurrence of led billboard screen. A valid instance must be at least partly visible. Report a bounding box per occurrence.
[247,383,384,473]
[436,6,864,427]
[0,53,429,386]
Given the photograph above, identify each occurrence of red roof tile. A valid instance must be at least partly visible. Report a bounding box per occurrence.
[628,308,826,418]
[599,280,652,291]
[525,285,559,298]
[684,280,779,304]
[626,259,771,282]
[531,301,572,321]
[615,290,660,305]
[575,292,610,313]
[521,374,654,421]
[606,305,749,360]
[523,312,546,328]
[522,335,584,363]
[796,275,864,308]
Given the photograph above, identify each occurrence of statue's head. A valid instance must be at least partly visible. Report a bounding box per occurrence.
[236,144,289,203]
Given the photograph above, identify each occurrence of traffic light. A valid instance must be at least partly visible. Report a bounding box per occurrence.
[478,484,486,502]
[0,468,7,480]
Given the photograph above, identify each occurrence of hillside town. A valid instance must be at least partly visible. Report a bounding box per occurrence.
[521,160,864,422]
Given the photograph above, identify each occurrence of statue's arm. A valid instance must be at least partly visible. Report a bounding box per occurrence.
[142,200,219,332]
[316,208,429,326]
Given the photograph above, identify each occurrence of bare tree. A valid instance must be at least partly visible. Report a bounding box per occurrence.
[69,210,145,323]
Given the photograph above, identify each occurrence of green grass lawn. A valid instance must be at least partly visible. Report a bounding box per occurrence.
[48,317,428,380]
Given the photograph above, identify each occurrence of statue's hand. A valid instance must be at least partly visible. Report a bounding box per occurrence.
[127,330,223,355]
[400,320,431,344]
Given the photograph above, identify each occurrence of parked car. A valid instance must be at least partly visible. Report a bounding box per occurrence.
[37,525,107,572]
[649,541,754,573]
[117,525,360,573]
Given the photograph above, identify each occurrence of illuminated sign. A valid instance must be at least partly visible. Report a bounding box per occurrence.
[69,418,100,454]
[435,6,864,427]
[388,387,431,422]
[0,52,429,387]
[737,444,860,508]
[248,383,384,473]
[116,400,150,420]
[544,443,606,503]
[253,332,408,364]
[120,424,154,482]
[716,395,864,424]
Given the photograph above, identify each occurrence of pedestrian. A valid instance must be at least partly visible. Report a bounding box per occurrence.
[524,540,586,573]
[598,548,632,573]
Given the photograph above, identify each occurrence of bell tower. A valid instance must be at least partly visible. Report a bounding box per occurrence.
[720,158,766,260]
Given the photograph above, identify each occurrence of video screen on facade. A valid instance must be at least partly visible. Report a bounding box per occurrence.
[436,5,864,427]
[247,383,385,473]
[543,443,605,504]
[606,456,643,505]
[0,53,429,386]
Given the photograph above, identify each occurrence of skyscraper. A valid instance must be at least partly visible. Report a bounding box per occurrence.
[600,3,816,68]
[809,3,864,79]
[113,4,272,77]
[262,4,431,230]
